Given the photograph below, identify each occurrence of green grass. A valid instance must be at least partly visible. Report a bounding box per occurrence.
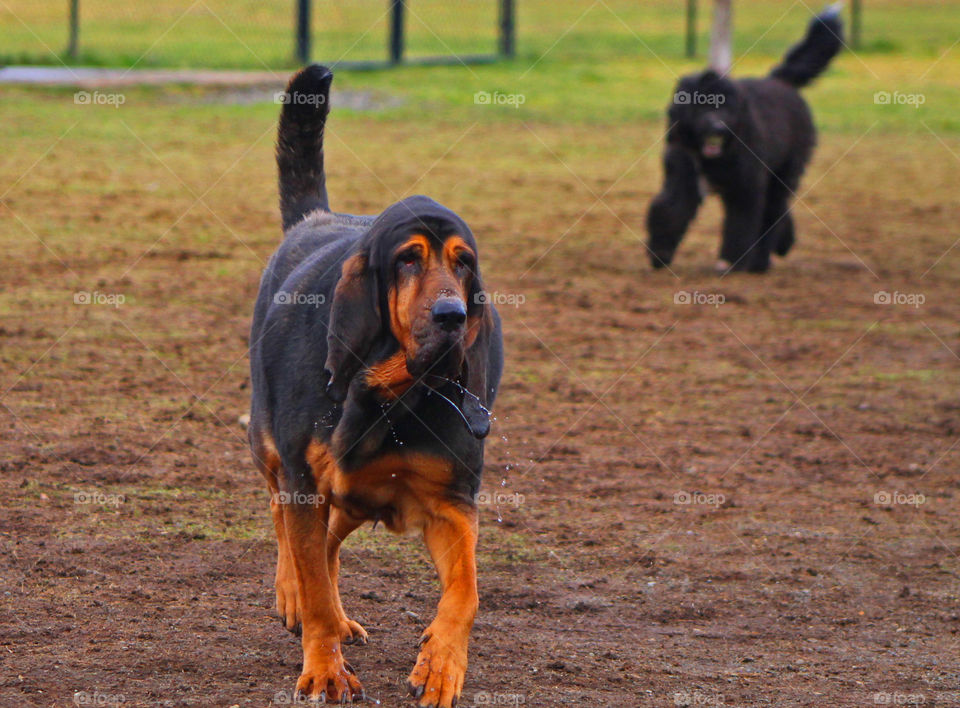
[2,1,959,133]
[4,1,959,68]
[864,368,940,383]
[1,0,498,68]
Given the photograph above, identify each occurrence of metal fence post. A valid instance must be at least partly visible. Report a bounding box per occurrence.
[389,0,405,65]
[499,0,515,58]
[68,0,80,60]
[297,0,311,65]
[685,0,697,58]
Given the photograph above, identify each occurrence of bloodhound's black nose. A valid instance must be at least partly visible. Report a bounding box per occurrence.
[431,298,467,331]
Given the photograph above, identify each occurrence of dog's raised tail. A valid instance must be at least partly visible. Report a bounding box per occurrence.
[277,65,334,231]
[769,4,844,88]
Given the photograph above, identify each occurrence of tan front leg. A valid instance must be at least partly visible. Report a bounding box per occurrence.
[407,503,479,708]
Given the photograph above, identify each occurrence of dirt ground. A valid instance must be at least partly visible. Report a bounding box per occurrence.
[2,95,959,707]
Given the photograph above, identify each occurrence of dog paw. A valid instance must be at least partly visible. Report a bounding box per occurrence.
[276,576,301,635]
[295,652,364,703]
[339,617,368,645]
[406,633,466,708]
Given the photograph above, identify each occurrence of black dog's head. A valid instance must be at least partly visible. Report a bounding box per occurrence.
[324,196,487,404]
[667,70,744,160]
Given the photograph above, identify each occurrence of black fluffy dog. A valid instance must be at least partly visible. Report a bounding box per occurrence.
[647,6,843,272]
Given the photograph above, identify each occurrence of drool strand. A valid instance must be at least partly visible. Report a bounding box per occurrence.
[425,375,491,417]
[423,384,473,429]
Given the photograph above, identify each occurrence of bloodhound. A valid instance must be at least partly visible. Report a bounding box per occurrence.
[248,65,503,707]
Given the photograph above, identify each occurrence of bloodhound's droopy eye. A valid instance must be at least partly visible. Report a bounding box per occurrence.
[394,235,428,277]
[443,236,476,281]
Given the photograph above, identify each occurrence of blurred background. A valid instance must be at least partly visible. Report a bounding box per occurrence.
[2,0,956,129]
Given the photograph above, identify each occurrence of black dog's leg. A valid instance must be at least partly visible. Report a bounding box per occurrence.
[764,181,796,257]
[646,144,702,269]
[719,175,769,273]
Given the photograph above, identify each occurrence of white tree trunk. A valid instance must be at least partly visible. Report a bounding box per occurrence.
[709,0,733,73]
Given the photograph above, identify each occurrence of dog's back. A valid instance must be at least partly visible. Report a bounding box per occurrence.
[251,212,372,332]
[248,211,373,449]
[735,77,815,174]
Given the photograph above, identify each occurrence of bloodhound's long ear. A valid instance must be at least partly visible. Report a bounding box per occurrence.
[458,260,494,438]
[324,250,381,402]
[462,260,488,355]
[466,263,485,321]
[461,304,495,439]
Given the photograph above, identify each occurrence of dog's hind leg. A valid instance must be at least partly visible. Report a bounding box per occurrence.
[326,507,368,645]
[646,144,703,269]
[271,492,302,635]
[250,428,302,635]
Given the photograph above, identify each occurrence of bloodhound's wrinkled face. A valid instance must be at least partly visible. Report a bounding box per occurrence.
[323,204,487,404]
[388,232,481,380]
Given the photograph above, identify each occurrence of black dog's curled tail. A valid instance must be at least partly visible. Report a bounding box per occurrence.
[277,64,334,231]
[769,3,844,88]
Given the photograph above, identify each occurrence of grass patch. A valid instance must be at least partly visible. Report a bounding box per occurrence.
[1,2,958,132]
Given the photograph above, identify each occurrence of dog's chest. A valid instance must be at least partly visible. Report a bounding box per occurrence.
[331,452,454,533]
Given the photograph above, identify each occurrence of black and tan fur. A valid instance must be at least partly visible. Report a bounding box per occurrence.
[248,65,503,707]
